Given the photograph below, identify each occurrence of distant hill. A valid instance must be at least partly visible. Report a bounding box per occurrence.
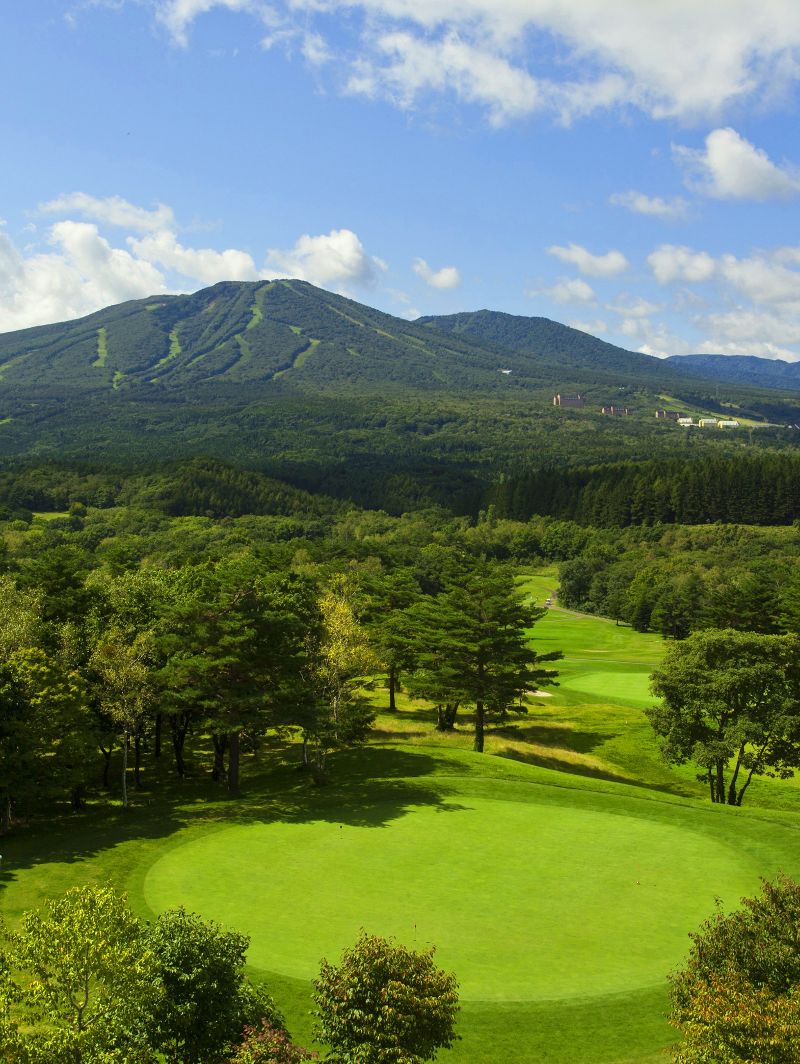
[666,353,800,392]
[0,279,699,400]
[418,309,676,385]
[0,279,596,399]
[1,281,799,489]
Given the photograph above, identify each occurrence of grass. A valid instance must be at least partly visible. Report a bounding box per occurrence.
[3,563,800,1062]
[93,327,108,368]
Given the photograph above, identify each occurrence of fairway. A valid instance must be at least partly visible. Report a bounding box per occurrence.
[144,791,763,1002]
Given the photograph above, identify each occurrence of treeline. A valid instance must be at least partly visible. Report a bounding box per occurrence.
[488,453,800,526]
[556,523,800,639]
[0,459,344,522]
[0,485,562,831]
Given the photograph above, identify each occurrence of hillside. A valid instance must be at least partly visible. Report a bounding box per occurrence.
[418,309,676,385]
[1,281,799,514]
[667,353,800,392]
[0,279,697,399]
[0,279,589,399]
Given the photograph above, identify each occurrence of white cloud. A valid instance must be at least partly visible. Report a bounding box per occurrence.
[155,0,262,48]
[1,194,390,330]
[547,243,628,278]
[567,318,608,335]
[349,32,542,126]
[614,315,694,358]
[673,128,800,201]
[39,193,176,233]
[609,190,688,219]
[266,228,386,289]
[129,230,259,283]
[648,244,716,284]
[0,222,167,332]
[413,257,461,289]
[695,309,800,360]
[537,278,596,305]
[718,252,800,307]
[143,1,800,124]
[607,296,664,317]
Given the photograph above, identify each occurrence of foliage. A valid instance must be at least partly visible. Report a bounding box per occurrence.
[227,1021,314,1064]
[0,885,158,1063]
[147,908,283,1064]
[302,577,379,776]
[404,558,560,750]
[313,931,459,1064]
[669,875,800,1063]
[648,629,800,804]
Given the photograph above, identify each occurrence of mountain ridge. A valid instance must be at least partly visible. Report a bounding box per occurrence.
[667,353,800,392]
[0,279,690,399]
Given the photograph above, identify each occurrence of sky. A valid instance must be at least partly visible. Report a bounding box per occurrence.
[2,1,800,361]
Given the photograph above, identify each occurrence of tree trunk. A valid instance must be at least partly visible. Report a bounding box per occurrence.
[727,743,746,805]
[1,795,11,835]
[70,784,85,811]
[473,701,485,753]
[211,733,228,782]
[121,731,129,809]
[228,730,241,794]
[714,759,725,804]
[100,744,112,789]
[171,712,192,777]
[154,712,162,759]
[388,665,398,712]
[436,703,459,731]
[134,728,143,789]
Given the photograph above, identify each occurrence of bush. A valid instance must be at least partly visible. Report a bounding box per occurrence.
[669,874,800,1063]
[313,931,459,1064]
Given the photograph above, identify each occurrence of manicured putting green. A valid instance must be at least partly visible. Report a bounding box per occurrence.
[558,668,654,706]
[144,796,759,1001]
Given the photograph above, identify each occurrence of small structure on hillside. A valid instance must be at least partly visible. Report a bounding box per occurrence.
[655,410,683,420]
[499,368,512,375]
[601,405,634,416]
[718,419,740,428]
[677,417,695,427]
[553,394,585,408]
[698,418,718,427]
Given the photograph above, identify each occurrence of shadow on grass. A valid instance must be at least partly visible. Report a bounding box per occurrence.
[0,745,461,898]
[237,746,465,828]
[489,722,686,797]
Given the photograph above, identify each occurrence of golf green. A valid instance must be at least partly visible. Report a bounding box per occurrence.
[144,795,760,1002]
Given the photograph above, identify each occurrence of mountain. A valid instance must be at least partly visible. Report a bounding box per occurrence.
[666,353,800,392]
[1,280,799,513]
[418,309,675,385]
[0,279,693,400]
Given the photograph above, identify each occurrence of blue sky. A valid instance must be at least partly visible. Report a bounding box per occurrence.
[2,1,800,360]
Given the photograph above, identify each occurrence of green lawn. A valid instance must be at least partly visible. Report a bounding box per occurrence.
[3,563,800,1063]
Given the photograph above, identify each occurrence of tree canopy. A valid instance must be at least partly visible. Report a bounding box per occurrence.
[648,629,800,804]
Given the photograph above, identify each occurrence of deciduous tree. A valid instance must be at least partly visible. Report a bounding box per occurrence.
[0,885,158,1063]
[313,931,459,1064]
[648,629,800,804]
[669,875,800,1063]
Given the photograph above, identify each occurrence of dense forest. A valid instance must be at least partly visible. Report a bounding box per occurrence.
[489,453,800,526]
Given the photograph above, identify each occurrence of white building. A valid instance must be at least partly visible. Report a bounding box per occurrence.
[677,417,695,426]
[698,418,718,427]
[718,419,740,428]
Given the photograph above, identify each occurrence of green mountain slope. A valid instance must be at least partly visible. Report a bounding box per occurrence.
[0,279,699,399]
[417,309,676,384]
[667,353,800,392]
[1,282,798,508]
[0,280,566,397]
